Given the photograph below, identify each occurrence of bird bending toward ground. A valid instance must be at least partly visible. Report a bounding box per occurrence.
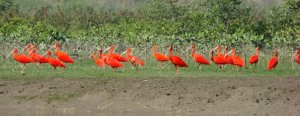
[91,50,106,67]
[123,48,145,67]
[46,50,65,69]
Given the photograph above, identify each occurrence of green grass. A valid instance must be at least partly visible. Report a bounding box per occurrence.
[0,55,299,80]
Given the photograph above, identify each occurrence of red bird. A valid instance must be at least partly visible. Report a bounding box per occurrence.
[210,45,227,68]
[92,50,105,67]
[169,46,188,74]
[6,48,34,74]
[229,48,245,67]
[103,47,124,71]
[267,50,278,71]
[190,43,210,69]
[54,42,74,63]
[123,48,145,67]
[293,48,300,65]
[10,48,34,65]
[109,45,127,62]
[152,45,170,68]
[46,50,65,69]
[224,46,234,65]
[30,44,49,63]
[249,47,260,67]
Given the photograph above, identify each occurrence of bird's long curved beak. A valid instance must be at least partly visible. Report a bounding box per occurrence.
[5,50,14,61]
[88,53,93,58]
[41,51,48,57]
[186,46,192,51]
[121,50,127,56]
[20,45,28,52]
[225,50,232,56]
[41,45,55,57]
[212,46,218,51]
[102,47,111,53]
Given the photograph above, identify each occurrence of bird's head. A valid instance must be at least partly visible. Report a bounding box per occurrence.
[4,48,18,61]
[255,47,260,51]
[99,49,103,54]
[192,43,195,48]
[13,48,18,54]
[47,50,51,55]
[273,50,278,56]
[209,50,214,58]
[127,48,132,53]
[213,45,221,51]
[55,41,60,48]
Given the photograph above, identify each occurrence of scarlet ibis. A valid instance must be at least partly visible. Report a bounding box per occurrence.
[293,48,300,65]
[108,45,127,62]
[6,48,34,74]
[102,46,124,71]
[227,48,245,69]
[52,42,74,63]
[122,48,145,67]
[30,44,49,64]
[249,47,260,68]
[210,46,227,68]
[152,45,169,68]
[224,46,234,65]
[267,50,278,71]
[190,43,210,69]
[169,46,188,74]
[91,50,105,67]
[46,50,65,69]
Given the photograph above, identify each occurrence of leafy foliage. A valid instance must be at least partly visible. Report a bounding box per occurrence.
[0,0,299,49]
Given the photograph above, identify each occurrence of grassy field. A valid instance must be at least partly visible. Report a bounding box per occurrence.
[1,52,299,80]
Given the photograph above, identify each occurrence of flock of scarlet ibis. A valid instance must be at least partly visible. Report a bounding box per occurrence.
[5,41,300,75]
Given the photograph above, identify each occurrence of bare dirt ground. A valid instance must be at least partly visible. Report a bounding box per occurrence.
[0,77,300,116]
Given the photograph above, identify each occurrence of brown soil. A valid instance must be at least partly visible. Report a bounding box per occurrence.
[0,77,300,116]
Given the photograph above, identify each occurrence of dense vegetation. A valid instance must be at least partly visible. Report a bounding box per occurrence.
[0,0,299,49]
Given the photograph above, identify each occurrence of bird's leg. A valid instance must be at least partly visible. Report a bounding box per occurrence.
[292,61,295,70]
[135,66,139,73]
[176,66,179,74]
[198,64,202,70]
[20,64,25,75]
[159,62,162,68]
[36,63,40,69]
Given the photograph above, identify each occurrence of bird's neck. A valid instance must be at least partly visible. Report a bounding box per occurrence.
[27,48,33,55]
[169,50,173,57]
[217,48,221,55]
[55,47,60,53]
[209,52,214,61]
[99,53,103,59]
[93,54,98,60]
[256,50,260,56]
[152,47,157,55]
[191,47,195,56]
